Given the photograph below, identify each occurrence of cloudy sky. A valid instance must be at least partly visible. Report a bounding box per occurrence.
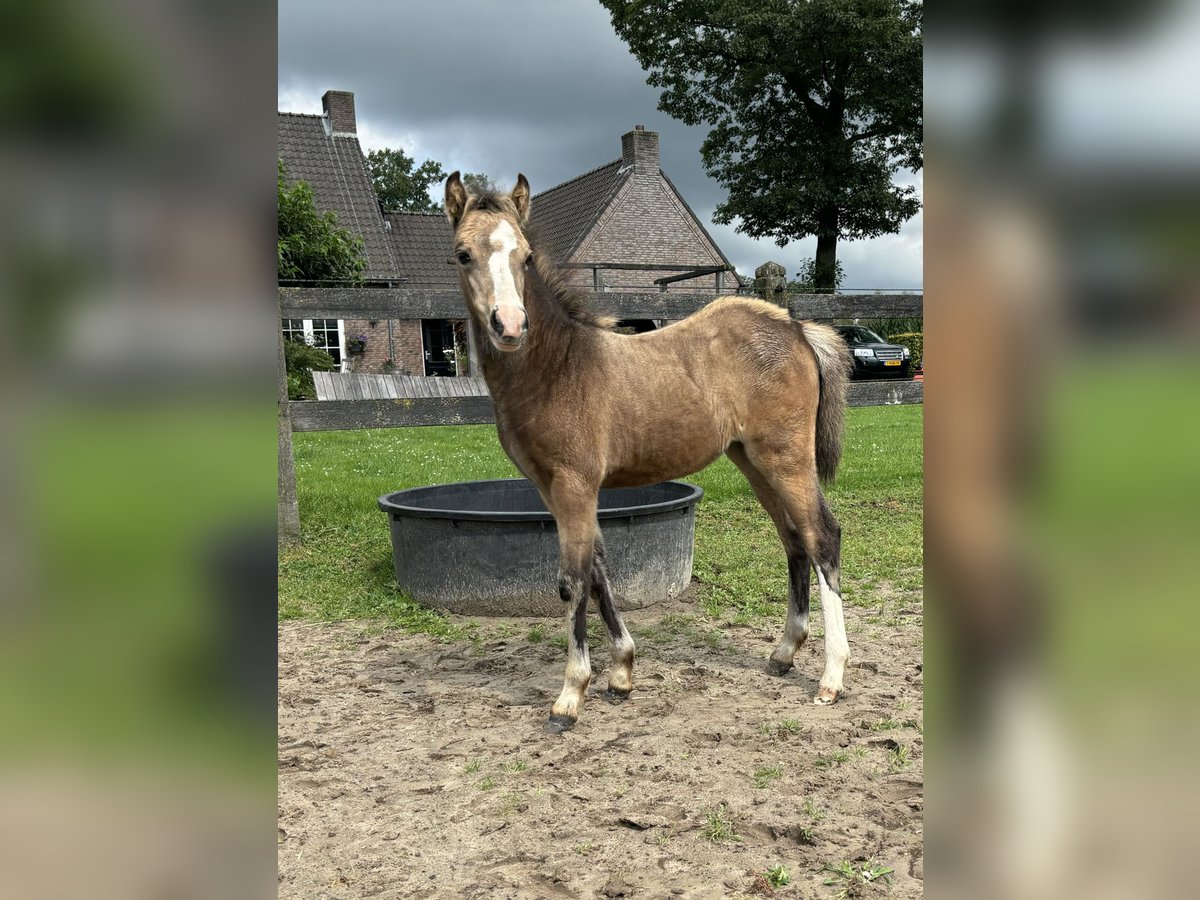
[279,0,922,291]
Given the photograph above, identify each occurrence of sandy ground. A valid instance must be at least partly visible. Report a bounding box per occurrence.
[279,591,923,899]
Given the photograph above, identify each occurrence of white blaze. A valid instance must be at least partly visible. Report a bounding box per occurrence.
[487,220,525,336]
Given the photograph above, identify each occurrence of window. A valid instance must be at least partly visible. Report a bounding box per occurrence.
[281,318,346,369]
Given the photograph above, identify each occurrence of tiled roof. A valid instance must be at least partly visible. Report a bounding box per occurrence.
[277,112,399,282]
[384,211,457,288]
[530,160,628,261]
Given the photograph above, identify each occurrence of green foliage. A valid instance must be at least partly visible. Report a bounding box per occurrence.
[462,173,494,194]
[702,804,740,843]
[822,860,894,898]
[284,337,336,400]
[887,331,923,369]
[367,147,446,212]
[788,257,846,294]
[278,160,367,284]
[852,316,923,338]
[765,865,791,888]
[752,764,783,788]
[602,0,923,291]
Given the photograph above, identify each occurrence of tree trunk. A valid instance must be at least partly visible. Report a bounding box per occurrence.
[814,207,839,294]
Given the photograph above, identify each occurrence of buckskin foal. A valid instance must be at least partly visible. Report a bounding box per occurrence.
[444,172,852,732]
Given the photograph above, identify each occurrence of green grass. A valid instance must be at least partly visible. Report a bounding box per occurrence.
[279,405,922,634]
[752,764,784,788]
[702,804,740,843]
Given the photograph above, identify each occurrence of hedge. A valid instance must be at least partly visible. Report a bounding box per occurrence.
[887,331,923,370]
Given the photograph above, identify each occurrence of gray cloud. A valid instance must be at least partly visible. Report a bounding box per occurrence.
[279,0,922,290]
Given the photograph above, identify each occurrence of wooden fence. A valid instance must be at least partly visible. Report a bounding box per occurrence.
[278,288,922,540]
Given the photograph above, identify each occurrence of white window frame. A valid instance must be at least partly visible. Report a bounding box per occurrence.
[282,318,347,371]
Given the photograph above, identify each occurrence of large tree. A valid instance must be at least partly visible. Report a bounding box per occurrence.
[277,160,365,284]
[601,0,922,291]
[367,147,447,212]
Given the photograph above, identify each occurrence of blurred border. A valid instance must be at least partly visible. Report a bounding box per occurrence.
[926,1,1200,896]
[0,2,278,898]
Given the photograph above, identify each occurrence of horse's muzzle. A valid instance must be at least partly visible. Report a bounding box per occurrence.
[490,305,527,350]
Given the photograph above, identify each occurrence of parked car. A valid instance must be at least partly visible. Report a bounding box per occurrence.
[834,325,912,379]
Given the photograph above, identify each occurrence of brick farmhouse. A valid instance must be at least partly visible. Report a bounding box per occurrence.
[278,90,742,375]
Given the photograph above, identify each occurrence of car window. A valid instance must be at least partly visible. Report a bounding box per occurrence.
[837,326,886,344]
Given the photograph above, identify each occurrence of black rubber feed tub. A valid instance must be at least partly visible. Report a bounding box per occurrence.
[378,479,703,616]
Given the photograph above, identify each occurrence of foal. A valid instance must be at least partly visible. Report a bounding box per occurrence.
[444,172,852,732]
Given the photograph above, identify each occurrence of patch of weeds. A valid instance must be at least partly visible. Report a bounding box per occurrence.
[504,758,528,773]
[760,719,805,738]
[463,758,483,774]
[660,613,697,629]
[526,624,545,643]
[548,634,568,651]
[702,804,740,844]
[765,864,791,888]
[730,594,776,625]
[574,840,596,855]
[654,828,675,847]
[500,791,523,816]
[815,750,850,768]
[887,745,911,772]
[803,798,826,823]
[752,765,784,788]
[869,718,901,732]
[630,622,670,646]
[700,628,733,653]
[478,775,497,790]
[699,589,725,619]
[821,860,894,899]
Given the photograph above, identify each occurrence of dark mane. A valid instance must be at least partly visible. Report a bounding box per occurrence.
[465,190,510,215]
[523,218,616,331]
[460,187,616,330]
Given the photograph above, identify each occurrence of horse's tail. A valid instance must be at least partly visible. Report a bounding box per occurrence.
[798,321,851,484]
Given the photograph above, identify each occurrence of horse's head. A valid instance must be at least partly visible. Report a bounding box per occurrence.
[444,172,533,353]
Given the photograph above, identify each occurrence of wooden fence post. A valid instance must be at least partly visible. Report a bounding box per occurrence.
[278,326,301,544]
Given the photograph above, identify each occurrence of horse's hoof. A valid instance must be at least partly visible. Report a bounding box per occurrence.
[813,687,840,705]
[604,687,631,704]
[766,658,794,677]
[544,714,577,734]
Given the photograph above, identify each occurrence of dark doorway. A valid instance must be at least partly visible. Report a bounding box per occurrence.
[422,319,457,376]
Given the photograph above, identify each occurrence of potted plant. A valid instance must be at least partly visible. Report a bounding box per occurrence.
[346,333,368,354]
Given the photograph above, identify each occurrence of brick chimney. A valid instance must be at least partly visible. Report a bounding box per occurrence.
[621,125,659,175]
[322,90,357,136]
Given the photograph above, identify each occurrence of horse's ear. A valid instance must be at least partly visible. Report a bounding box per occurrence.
[445,171,468,227]
[511,173,530,225]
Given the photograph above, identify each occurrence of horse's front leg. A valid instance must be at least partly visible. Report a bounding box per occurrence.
[545,483,599,733]
[592,536,635,702]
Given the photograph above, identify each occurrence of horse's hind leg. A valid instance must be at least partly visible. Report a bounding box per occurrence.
[591,535,635,701]
[749,444,849,705]
[726,443,811,676]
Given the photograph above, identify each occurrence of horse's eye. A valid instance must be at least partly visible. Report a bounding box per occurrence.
[456,251,471,265]
[525,253,534,267]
